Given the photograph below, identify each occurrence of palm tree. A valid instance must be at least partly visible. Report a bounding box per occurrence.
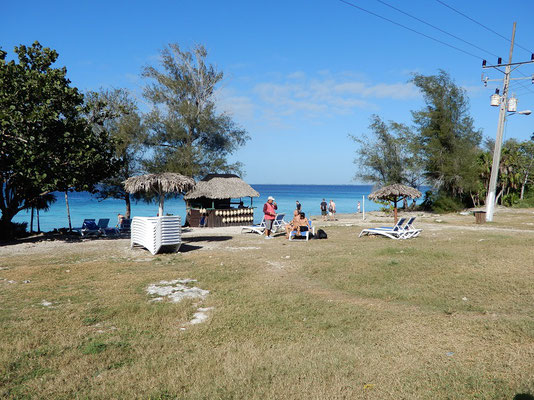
[28,193,56,233]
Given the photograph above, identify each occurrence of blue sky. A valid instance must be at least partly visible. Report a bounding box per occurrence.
[3,0,534,184]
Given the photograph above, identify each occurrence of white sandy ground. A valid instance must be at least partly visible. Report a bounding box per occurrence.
[1,207,533,258]
[145,279,213,327]
[146,279,209,303]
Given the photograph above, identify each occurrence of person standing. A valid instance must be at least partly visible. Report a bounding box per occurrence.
[263,196,277,239]
[329,199,336,221]
[295,200,301,212]
[357,201,361,214]
[320,198,328,221]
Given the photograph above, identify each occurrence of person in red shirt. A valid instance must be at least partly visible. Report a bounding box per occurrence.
[263,196,277,239]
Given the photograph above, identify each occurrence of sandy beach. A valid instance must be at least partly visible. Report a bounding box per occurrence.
[2,208,532,258]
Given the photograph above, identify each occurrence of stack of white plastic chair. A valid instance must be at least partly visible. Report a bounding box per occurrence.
[130,216,182,255]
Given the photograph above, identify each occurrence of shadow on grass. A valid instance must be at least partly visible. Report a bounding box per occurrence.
[179,235,233,253]
[514,394,534,400]
[0,231,129,247]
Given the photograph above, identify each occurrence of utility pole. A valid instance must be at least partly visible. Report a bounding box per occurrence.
[483,23,534,221]
[485,23,515,222]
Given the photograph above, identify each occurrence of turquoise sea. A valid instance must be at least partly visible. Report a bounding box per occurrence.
[12,184,421,232]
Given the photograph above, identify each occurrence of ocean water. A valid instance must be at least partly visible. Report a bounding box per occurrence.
[12,184,414,232]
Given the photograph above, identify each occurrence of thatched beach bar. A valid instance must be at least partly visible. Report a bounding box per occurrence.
[183,174,259,227]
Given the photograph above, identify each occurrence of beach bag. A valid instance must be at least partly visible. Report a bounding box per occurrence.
[316,229,327,239]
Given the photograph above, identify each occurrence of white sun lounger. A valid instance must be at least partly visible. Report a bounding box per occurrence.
[400,217,422,238]
[359,217,408,240]
[131,216,182,255]
[241,216,266,235]
[271,213,288,234]
[241,213,288,236]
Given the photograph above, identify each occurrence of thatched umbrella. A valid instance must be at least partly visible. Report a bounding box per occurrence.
[369,184,422,223]
[124,173,196,217]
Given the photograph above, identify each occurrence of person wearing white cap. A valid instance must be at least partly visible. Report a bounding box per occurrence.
[262,196,277,238]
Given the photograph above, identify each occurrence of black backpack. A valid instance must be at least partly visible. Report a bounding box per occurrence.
[316,229,327,239]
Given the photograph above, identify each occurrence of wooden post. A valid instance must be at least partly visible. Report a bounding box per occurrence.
[393,196,398,224]
[159,194,164,217]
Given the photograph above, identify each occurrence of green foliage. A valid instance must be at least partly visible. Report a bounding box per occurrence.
[142,43,249,178]
[0,42,117,234]
[351,115,423,187]
[513,190,534,208]
[419,190,436,211]
[374,198,393,214]
[85,89,145,218]
[431,195,464,214]
[411,70,482,199]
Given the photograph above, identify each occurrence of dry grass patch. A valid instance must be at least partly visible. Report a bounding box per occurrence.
[1,213,534,399]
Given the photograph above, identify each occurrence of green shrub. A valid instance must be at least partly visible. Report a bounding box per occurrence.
[513,191,534,208]
[432,196,465,213]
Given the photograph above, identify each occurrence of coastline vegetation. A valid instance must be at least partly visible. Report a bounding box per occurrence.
[352,70,534,213]
[0,42,248,239]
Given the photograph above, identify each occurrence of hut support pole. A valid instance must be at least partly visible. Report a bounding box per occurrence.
[159,194,164,217]
[393,196,398,224]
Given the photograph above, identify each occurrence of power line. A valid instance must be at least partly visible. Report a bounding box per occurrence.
[435,0,534,55]
[338,0,484,60]
[373,0,500,59]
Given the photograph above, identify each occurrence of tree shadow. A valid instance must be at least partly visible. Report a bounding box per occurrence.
[182,236,233,243]
[178,235,233,253]
[178,243,203,253]
[514,394,534,400]
[0,231,129,247]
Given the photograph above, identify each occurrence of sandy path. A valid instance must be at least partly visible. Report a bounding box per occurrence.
[1,209,532,257]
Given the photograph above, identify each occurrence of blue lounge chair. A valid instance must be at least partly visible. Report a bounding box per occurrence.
[117,218,132,236]
[288,219,314,241]
[80,219,101,237]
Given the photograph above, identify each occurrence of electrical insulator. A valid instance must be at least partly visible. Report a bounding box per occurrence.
[490,89,500,107]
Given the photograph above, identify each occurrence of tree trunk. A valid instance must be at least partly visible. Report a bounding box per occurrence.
[30,207,34,233]
[159,194,164,217]
[125,194,131,219]
[65,191,72,231]
[495,187,504,206]
[37,208,41,233]
[520,172,528,200]
[0,210,16,240]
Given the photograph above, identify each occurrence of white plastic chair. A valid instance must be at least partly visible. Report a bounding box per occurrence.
[131,216,182,255]
[241,216,266,235]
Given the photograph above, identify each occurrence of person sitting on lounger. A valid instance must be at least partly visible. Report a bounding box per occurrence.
[286,212,310,239]
[295,212,310,234]
[285,210,301,238]
[117,213,125,226]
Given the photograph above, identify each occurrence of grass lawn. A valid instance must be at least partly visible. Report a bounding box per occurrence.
[0,211,533,399]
